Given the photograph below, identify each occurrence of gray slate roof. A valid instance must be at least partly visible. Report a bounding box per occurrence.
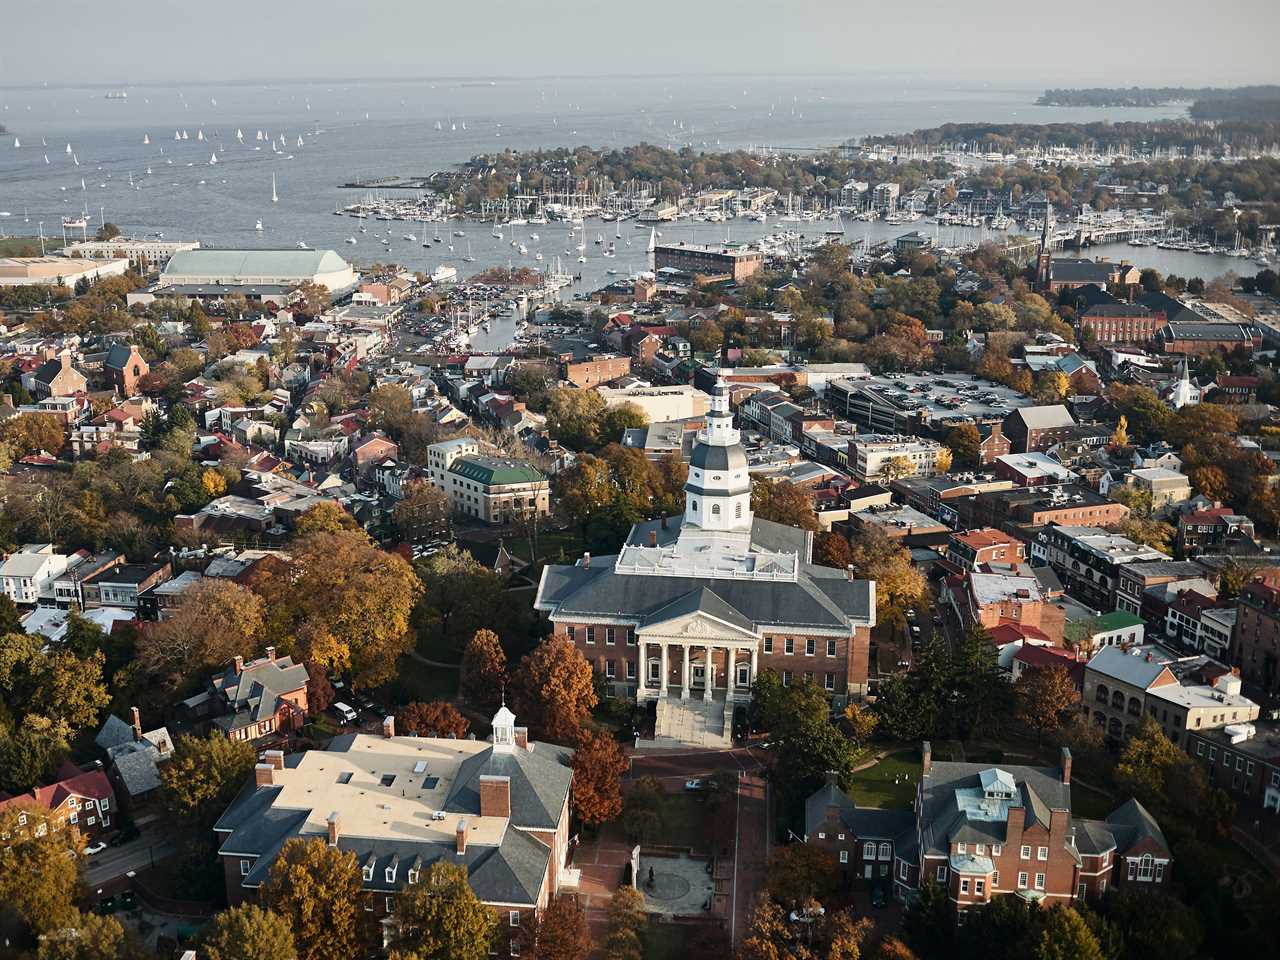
[210,655,309,733]
[444,744,574,831]
[918,761,1072,857]
[804,781,915,845]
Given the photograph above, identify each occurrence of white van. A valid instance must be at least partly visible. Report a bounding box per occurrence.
[333,702,358,724]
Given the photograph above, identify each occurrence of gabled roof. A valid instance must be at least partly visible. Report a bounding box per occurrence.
[1105,798,1169,853]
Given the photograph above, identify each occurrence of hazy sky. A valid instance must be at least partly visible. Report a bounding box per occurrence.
[3,0,1277,87]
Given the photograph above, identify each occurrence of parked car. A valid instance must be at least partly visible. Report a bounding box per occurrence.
[870,884,889,909]
[84,841,108,856]
[332,702,358,724]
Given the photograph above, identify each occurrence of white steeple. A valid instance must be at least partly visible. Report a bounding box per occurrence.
[683,379,752,534]
[491,702,516,753]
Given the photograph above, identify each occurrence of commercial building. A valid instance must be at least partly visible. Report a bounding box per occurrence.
[1127,468,1192,512]
[944,528,1026,573]
[159,248,357,292]
[535,381,876,739]
[63,237,199,270]
[0,256,130,287]
[871,182,900,212]
[561,354,631,389]
[1079,303,1167,345]
[1235,580,1280,698]
[955,485,1128,540]
[849,434,943,483]
[993,453,1077,487]
[1032,525,1165,611]
[806,744,1171,909]
[653,243,764,282]
[215,708,574,956]
[446,456,550,525]
[1083,645,1258,746]
[425,437,480,490]
[596,383,710,423]
[1185,719,1280,814]
[825,373,1030,435]
[1154,321,1262,357]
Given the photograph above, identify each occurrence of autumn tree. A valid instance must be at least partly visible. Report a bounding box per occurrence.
[1111,415,1130,449]
[546,387,608,450]
[841,703,879,745]
[396,700,469,738]
[1033,906,1104,960]
[1116,716,1231,836]
[524,895,591,960]
[846,525,928,627]
[603,886,647,960]
[945,423,982,469]
[266,839,369,960]
[1,412,65,457]
[1015,665,1079,743]
[879,455,916,482]
[35,910,138,960]
[1113,516,1174,555]
[571,729,629,826]
[0,806,81,934]
[138,578,265,684]
[1190,465,1229,503]
[366,383,414,435]
[305,661,336,717]
[460,628,509,713]
[767,841,840,907]
[825,911,872,960]
[198,903,297,960]
[294,501,360,536]
[391,860,497,960]
[161,733,257,828]
[289,280,330,318]
[249,531,422,687]
[873,938,919,960]
[738,898,794,960]
[934,447,953,473]
[510,636,598,743]
[751,477,818,531]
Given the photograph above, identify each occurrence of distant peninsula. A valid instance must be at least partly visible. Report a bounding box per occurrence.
[1037,85,1280,122]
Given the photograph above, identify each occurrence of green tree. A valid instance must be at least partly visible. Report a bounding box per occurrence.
[1015,665,1079,743]
[161,733,257,828]
[621,776,666,845]
[846,525,928,628]
[0,807,81,934]
[414,546,509,657]
[546,387,607,450]
[766,843,840,907]
[198,904,297,960]
[35,910,138,960]
[750,477,818,531]
[266,838,369,960]
[603,886,647,960]
[391,860,497,960]
[951,624,1015,739]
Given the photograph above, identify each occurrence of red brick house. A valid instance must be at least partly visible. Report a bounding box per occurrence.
[209,648,309,741]
[807,744,1171,912]
[0,766,116,839]
[104,343,149,397]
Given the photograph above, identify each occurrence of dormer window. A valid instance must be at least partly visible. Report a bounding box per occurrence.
[385,866,397,883]
[362,864,374,882]
[408,869,419,884]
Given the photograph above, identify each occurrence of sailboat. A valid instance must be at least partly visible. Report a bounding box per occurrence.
[256,130,264,141]
[174,130,181,141]
[463,239,475,263]
[146,166,152,175]
[12,137,19,149]
[65,143,73,154]
[43,155,49,165]
[271,172,278,204]
[647,228,656,254]
[196,129,204,141]
[41,137,46,147]
[209,152,217,165]
[296,136,304,148]
[255,219,263,231]
[492,218,503,239]
[235,128,244,143]
[73,154,79,166]
[182,130,189,140]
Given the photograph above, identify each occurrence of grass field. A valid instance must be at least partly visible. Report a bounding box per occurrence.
[846,749,920,809]
[0,235,64,256]
[655,792,717,853]
[380,653,459,704]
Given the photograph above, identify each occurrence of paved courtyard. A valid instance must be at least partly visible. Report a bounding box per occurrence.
[638,854,716,917]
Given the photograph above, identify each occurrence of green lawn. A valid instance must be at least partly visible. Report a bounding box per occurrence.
[656,793,716,853]
[0,236,64,257]
[380,654,459,705]
[847,749,921,809]
[644,922,693,960]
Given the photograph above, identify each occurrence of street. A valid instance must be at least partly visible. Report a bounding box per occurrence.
[83,833,181,887]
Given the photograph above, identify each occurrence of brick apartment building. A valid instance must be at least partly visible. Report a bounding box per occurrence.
[1002,405,1077,454]
[1235,580,1280,698]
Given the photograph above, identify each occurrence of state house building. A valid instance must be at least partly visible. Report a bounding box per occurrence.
[535,381,875,740]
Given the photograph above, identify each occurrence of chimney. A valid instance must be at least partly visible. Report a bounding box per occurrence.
[382,715,395,738]
[846,564,855,582]
[130,706,142,742]
[266,645,276,662]
[234,655,244,675]
[922,741,932,777]
[514,726,530,751]
[649,530,658,547]
[825,770,840,787]
[254,763,275,787]
[456,818,468,855]
[583,552,591,569]
[1060,746,1073,785]
[479,775,512,818]
[327,811,340,846]
[263,749,285,770]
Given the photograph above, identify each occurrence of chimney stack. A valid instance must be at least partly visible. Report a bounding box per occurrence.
[1060,746,1072,785]
[234,655,244,675]
[456,819,468,855]
[254,763,276,787]
[479,775,512,818]
[382,715,396,739]
[130,706,142,742]
[846,564,855,582]
[266,645,276,662]
[922,741,932,777]
[327,811,340,846]
[825,770,840,787]
[649,530,658,547]
[514,726,530,751]
[263,749,285,770]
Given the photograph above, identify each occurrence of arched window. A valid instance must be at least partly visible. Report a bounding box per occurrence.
[1138,854,1153,880]
[1092,711,1106,728]
[691,500,697,511]
[1127,697,1142,717]
[712,504,721,516]
[1095,684,1109,704]
[1110,690,1125,709]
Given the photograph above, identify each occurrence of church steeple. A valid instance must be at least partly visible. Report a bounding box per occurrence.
[1035,198,1055,290]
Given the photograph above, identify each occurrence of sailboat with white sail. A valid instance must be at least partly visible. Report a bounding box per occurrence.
[271,173,278,204]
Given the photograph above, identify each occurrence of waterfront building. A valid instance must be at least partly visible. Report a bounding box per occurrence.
[0,256,130,288]
[653,243,764,283]
[63,237,199,270]
[158,249,357,292]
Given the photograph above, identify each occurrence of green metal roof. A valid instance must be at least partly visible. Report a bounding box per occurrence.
[162,248,351,278]
[449,456,545,487]
[1092,610,1145,632]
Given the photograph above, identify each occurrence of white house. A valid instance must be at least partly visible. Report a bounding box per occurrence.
[0,545,73,606]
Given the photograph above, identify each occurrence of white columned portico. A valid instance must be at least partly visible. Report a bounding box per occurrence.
[703,644,713,700]
[680,644,690,699]
[660,642,669,694]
